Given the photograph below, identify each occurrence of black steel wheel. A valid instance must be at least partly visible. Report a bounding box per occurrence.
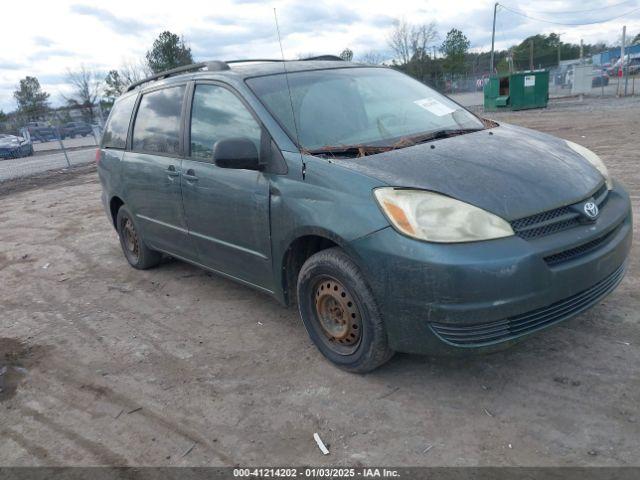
[297,247,394,373]
[312,276,363,355]
[116,205,161,270]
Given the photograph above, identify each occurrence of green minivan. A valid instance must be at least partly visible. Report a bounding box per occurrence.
[98,58,632,372]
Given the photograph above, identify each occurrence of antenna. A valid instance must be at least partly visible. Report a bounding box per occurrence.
[273,8,306,178]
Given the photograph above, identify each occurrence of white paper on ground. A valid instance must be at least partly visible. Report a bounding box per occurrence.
[313,432,330,455]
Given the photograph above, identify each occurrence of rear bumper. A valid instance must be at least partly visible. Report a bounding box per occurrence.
[349,181,632,355]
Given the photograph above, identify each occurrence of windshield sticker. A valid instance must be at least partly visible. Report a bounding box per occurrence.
[413,98,456,116]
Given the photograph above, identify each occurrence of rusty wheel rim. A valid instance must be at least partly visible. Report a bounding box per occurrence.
[313,277,362,355]
[122,217,140,261]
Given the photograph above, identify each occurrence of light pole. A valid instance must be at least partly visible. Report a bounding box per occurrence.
[557,32,565,67]
[490,3,499,74]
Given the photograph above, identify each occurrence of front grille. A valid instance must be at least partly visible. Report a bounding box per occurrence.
[544,226,620,266]
[511,183,608,240]
[430,263,625,347]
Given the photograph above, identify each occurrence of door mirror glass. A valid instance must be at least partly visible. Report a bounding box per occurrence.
[213,137,260,170]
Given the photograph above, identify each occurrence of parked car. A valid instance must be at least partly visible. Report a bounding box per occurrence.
[98,58,632,372]
[25,121,58,142]
[592,71,610,87]
[609,55,640,76]
[628,57,640,76]
[60,121,93,139]
[0,134,34,159]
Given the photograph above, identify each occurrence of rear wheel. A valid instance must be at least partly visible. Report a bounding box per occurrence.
[116,206,161,269]
[297,247,394,373]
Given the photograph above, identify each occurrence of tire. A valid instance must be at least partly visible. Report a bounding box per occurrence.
[116,205,161,269]
[297,247,394,373]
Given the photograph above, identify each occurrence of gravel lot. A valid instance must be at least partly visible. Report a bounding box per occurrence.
[0,96,638,467]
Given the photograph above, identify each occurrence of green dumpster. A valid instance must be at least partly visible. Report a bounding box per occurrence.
[484,70,549,111]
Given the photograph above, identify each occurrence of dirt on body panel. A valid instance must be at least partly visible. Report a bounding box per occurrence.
[0,96,638,466]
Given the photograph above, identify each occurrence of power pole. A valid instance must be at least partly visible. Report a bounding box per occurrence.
[490,2,498,74]
[529,40,534,70]
[558,42,561,66]
[580,39,584,64]
[620,25,626,96]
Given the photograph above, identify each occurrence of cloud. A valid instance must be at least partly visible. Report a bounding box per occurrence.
[33,36,54,47]
[37,73,71,86]
[69,4,153,35]
[189,25,276,59]
[29,48,77,62]
[369,14,395,28]
[281,3,361,27]
[0,61,24,70]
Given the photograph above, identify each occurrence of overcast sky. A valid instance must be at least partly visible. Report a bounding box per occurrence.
[1,0,639,112]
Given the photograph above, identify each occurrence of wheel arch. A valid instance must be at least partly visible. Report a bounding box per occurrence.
[109,195,125,229]
[278,228,352,306]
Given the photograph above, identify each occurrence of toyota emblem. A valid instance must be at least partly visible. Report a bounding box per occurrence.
[583,202,599,219]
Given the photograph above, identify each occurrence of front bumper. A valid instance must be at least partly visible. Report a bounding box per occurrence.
[349,181,632,355]
[0,145,30,159]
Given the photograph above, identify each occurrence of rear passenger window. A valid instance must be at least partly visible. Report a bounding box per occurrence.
[190,84,261,160]
[132,85,186,154]
[102,94,137,149]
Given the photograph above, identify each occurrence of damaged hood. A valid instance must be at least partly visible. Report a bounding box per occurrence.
[338,123,604,221]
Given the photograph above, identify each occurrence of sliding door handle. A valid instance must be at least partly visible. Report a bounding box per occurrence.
[166,165,180,177]
[183,169,198,182]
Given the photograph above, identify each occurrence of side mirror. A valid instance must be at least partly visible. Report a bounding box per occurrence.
[213,137,261,170]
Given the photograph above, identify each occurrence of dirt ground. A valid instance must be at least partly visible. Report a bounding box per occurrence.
[0,96,638,467]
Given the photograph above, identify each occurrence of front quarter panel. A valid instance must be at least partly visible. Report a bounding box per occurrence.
[270,153,390,301]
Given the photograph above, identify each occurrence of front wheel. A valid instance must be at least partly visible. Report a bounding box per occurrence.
[297,248,394,373]
[116,206,161,269]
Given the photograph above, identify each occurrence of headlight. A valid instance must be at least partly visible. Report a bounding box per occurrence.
[566,140,612,190]
[373,188,514,243]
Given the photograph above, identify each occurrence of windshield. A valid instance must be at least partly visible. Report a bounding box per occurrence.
[246,67,483,151]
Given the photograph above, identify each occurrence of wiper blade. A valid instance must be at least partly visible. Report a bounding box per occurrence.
[306,145,393,158]
[306,128,484,158]
[394,128,483,147]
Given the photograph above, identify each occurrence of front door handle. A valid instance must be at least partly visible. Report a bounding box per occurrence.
[183,169,198,182]
[166,165,180,177]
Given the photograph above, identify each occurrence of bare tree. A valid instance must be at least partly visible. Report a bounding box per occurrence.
[339,48,354,61]
[388,19,412,65]
[65,65,103,122]
[411,22,438,61]
[387,18,438,65]
[119,59,152,85]
[359,51,386,65]
[296,52,317,60]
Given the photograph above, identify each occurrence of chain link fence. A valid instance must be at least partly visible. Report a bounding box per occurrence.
[1,57,639,184]
[435,65,640,109]
[0,104,106,182]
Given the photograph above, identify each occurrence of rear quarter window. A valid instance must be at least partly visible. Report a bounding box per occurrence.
[102,94,137,149]
[132,85,186,154]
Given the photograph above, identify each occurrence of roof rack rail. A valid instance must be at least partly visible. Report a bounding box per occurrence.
[302,55,344,61]
[125,55,344,92]
[225,59,285,64]
[226,56,344,64]
[125,60,230,92]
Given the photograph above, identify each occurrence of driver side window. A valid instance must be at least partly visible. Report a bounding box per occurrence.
[190,84,261,160]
